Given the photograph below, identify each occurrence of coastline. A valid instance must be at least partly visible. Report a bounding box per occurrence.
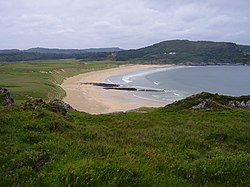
[61,64,174,114]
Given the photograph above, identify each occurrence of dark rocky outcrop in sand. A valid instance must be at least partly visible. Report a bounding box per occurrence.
[84,82,120,88]
[0,88,15,106]
[83,82,164,92]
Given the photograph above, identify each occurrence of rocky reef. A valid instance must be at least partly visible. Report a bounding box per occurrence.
[83,82,164,92]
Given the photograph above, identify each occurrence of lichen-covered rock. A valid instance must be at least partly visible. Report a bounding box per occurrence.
[21,98,46,110]
[246,100,250,108]
[48,100,72,115]
[205,98,212,102]
[21,98,72,115]
[0,88,15,106]
[228,101,235,107]
[228,100,250,109]
[235,101,241,108]
[192,100,207,109]
[191,98,213,109]
[167,92,250,111]
[240,101,246,107]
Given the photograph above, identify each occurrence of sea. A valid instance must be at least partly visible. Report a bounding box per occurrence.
[105,66,250,104]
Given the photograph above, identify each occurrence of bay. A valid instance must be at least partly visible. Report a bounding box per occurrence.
[106,66,250,103]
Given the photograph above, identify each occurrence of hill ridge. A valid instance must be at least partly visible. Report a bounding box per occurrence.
[116,39,250,65]
[0,39,250,63]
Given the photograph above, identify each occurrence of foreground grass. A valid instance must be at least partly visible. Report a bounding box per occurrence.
[0,104,249,186]
[0,60,120,104]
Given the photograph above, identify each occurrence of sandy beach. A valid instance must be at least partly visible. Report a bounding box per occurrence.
[61,64,174,114]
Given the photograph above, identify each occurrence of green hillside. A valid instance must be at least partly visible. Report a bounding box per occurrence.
[1,40,250,64]
[0,91,250,186]
[239,44,250,54]
[0,48,122,62]
[116,40,250,65]
[0,60,120,104]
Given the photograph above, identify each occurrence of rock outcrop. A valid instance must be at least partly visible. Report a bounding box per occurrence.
[21,98,46,110]
[83,82,165,92]
[48,99,72,115]
[0,88,15,106]
[228,100,250,109]
[170,92,250,110]
[192,100,207,109]
[21,97,72,115]
[192,98,250,110]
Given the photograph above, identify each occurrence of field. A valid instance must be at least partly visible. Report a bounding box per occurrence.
[0,60,250,186]
[0,60,120,104]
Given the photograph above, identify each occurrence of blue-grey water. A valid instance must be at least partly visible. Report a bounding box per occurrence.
[105,66,250,103]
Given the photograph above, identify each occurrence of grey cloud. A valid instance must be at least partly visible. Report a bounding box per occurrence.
[0,0,249,49]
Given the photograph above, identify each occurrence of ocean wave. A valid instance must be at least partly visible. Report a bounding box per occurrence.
[152,95,161,98]
[122,76,133,83]
[163,89,181,93]
[105,79,114,84]
[162,98,176,101]
[132,93,166,103]
[121,66,187,84]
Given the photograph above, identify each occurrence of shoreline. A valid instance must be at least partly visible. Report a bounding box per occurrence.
[61,64,174,114]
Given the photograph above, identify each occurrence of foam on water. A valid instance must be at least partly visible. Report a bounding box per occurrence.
[122,76,133,83]
[106,79,114,84]
[132,93,166,103]
[133,85,165,92]
[121,66,186,84]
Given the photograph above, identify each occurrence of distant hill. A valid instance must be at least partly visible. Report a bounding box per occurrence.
[0,52,115,62]
[24,47,123,54]
[238,45,250,54]
[0,49,20,54]
[0,40,250,64]
[116,40,250,65]
[0,47,123,62]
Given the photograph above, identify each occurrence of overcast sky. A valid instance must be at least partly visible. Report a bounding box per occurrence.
[0,0,250,49]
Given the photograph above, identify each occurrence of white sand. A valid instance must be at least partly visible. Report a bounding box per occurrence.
[61,64,174,114]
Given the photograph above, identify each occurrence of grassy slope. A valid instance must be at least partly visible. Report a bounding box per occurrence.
[0,60,249,186]
[0,104,249,186]
[0,60,120,104]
